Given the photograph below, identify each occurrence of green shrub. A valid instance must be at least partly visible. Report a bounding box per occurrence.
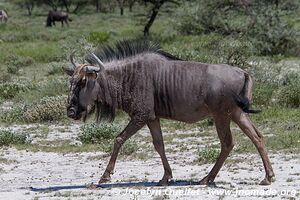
[0,95,67,123]
[274,82,300,108]
[5,55,34,74]
[247,2,299,56]
[23,95,67,122]
[0,105,27,123]
[86,32,110,45]
[0,130,28,146]
[47,62,65,76]
[78,123,121,144]
[253,83,277,106]
[0,81,36,99]
[14,78,68,102]
[197,146,220,163]
[175,0,248,36]
[211,37,254,68]
[15,42,63,63]
[0,71,11,83]
[175,0,299,56]
[121,140,139,156]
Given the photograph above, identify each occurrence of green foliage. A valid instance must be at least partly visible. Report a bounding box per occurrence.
[121,140,139,156]
[1,95,67,123]
[14,78,68,103]
[47,62,65,76]
[0,130,28,146]
[267,131,300,150]
[248,1,299,56]
[23,95,67,122]
[78,122,138,155]
[197,146,220,163]
[86,32,110,45]
[274,82,300,108]
[78,123,121,144]
[5,55,34,74]
[0,81,36,99]
[0,105,27,123]
[175,0,299,56]
[0,72,11,83]
[175,0,247,35]
[15,42,64,63]
[211,37,254,68]
[253,83,277,106]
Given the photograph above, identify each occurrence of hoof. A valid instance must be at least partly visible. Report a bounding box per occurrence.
[98,174,111,184]
[87,183,99,189]
[259,176,274,185]
[199,176,209,185]
[199,176,216,187]
[207,181,217,188]
[158,179,170,186]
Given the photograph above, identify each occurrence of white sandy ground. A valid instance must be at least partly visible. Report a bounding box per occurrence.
[0,124,299,200]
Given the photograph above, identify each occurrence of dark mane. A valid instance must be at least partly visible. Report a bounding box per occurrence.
[86,39,182,64]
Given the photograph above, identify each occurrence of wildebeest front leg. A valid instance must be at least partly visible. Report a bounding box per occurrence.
[200,116,233,186]
[147,118,172,186]
[233,111,275,185]
[99,119,145,184]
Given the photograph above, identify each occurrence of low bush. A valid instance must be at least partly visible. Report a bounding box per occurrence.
[78,123,121,144]
[23,95,67,122]
[121,140,139,156]
[274,82,300,108]
[0,81,36,99]
[5,55,34,74]
[14,78,68,102]
[47,62,65,76]
[0,71,11,83]
[0,95,67,123]
[86,32,110,45]
[175,0,299,56]
[253,83,277,106]
[0,130,28,146]
[0,105,27,123]
[197,146,220,164]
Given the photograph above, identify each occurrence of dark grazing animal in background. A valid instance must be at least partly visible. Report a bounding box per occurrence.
[64,40,274,186]
[0,10,8,23]
[46,10,71,27]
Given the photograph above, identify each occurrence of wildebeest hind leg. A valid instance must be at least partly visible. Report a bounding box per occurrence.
[233,110,275,185]
[99,119,145,184]
[147,118,172,186]
[199,116,233,186]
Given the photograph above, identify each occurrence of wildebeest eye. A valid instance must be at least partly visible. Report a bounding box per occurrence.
[80,79,86,87]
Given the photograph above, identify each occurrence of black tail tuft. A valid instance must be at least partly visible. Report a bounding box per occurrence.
[234,93,261,114]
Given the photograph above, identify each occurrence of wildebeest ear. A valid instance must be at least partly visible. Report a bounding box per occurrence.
[63,67,74,76]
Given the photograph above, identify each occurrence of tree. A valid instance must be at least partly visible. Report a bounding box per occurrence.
[13,0,37,16]
[143,0,179,37]
[117,0,125,15]
[128,0,137,12]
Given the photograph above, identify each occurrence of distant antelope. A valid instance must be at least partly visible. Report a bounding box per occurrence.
[0,10,8,23]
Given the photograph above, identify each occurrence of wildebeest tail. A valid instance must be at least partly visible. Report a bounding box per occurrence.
[234,73,261,114]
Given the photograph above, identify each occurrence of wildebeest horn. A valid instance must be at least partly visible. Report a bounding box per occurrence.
[69,51,77,69]
[91,53,105,71]
[84,66,101,73]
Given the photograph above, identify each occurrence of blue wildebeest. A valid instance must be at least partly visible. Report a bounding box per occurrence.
[64,40,274,186]
[0,10,8,23]
[46,10,71,27]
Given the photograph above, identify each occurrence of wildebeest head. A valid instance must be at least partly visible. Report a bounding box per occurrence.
[64,52,105,121]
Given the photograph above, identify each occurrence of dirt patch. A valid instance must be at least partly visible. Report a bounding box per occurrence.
[0,123,299,199]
